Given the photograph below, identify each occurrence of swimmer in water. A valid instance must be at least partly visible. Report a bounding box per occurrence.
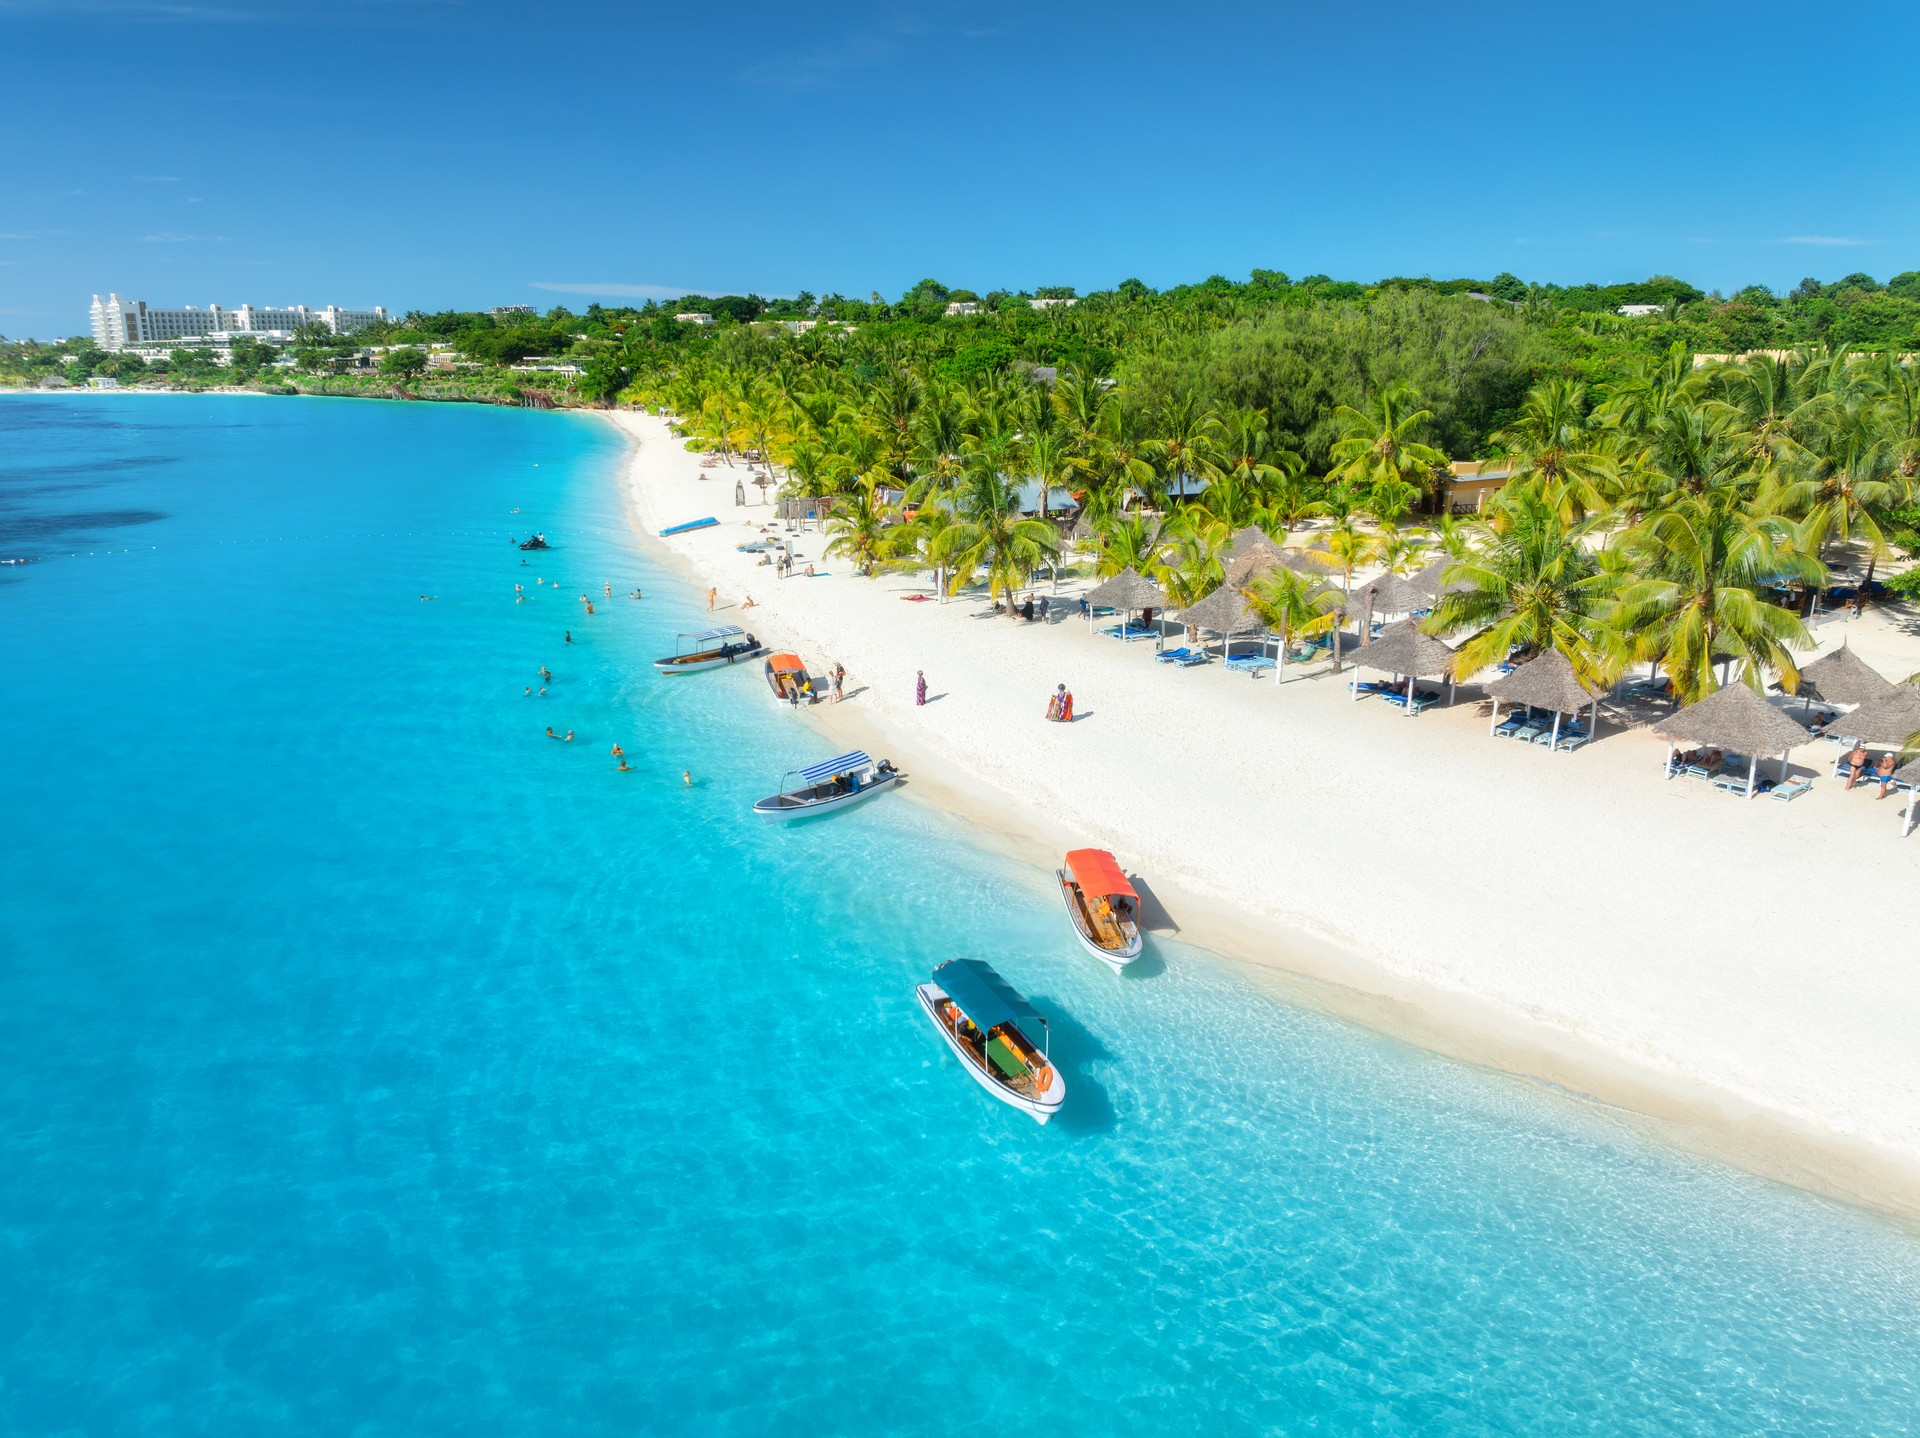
[418,595,436,601]
[525,686,532,697]
[603,583,612,597]
[540,667,552,682]
[564,729,574,742]
[629,588,643,600]
[610,743,624,757]
[565,631,573,644]
[539,686,547,696]
[617,758,632,772]
[545,727,559,739]
[682,770,692,787]
[584,602,594,615]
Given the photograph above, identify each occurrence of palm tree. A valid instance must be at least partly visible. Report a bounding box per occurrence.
[1490,377,1615,519]
[935,465,1060,609]
[1772,394,1915,588]
[1153,528,1224,642]
[1311,517,1376,672]
[1093,512,1173,577]
[1327,383,1448,517]
[1257,467,1328,533]
[821,476,890,576]
[1424,489,1623,684]
[1247,565,1342,685]
[1143,392,1224,510]
[1614,492,1819,701]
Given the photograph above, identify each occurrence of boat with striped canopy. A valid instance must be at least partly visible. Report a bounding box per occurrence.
[916,959,1064,1124]
[1057,848,1143,969]
[751,750,901,823]
[651,625,764,674]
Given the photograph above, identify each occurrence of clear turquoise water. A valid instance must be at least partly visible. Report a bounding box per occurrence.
[3,394,1919,1437]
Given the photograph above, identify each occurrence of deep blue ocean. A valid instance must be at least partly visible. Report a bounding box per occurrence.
[3,394,1918,1436]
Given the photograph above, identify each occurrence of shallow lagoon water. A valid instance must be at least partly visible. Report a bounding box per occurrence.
[2,394,1918,1436]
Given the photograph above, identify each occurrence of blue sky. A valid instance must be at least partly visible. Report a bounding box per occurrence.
[2,0,1917,338]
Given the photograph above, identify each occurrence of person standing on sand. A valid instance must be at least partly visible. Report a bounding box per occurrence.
[832,663,845,702]
[915,670,927,706]
[707,586,717,611]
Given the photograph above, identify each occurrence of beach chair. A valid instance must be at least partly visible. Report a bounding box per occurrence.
[1512,720,1544,742]
[1225,654,1275,674]
[1549,729,1592,752]
[1492,714,1525,739]
[1172,649,1210,667]
[1154,646,1194,664]
[1710,772,1755,796]
[1768,777,1814,802]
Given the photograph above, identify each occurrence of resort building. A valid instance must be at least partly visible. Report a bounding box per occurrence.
[89,294,387,351]
[1029,296,1076,310]
[945,301,980,316]
[1443,460,1513,513]
[490,305,535,318]
[1616,303,1664,318]
[675,312,716,326]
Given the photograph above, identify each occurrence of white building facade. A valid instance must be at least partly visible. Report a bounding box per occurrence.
[89,294,388,350]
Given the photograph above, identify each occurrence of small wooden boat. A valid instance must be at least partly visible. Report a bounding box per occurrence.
[652,625,763,675]
[660,516,719,537]
[1057,848,1143,970]
[751,750,900,822]
[916,960,1064,1124]
[763,652,819,705]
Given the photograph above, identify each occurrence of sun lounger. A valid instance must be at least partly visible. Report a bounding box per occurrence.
[1171,649,1210,666]
[1768,777,1814,802]
[1155,646,1195,664]
[1710,773,1756,796]
[1492,715,1525,738]
[1512,722,1543,742]
[1352,680,1395,699]
[1545,729,1591,752]
[1099,622,1155,641]
[1225,654,1275,673]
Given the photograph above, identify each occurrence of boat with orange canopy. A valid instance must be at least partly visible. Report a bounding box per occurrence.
[763,652,819,705]
[1057,848,1143,969]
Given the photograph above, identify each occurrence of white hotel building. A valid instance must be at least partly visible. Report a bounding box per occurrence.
[89,294,388,351]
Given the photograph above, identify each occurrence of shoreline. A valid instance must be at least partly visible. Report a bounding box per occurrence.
[599,408,1920,1224]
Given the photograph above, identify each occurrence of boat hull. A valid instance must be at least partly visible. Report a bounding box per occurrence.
[659,516,718,537]
[1057,872,1143,970]
[652,643,764,675]
[915,984,1064,1124]
[752,772,900,823]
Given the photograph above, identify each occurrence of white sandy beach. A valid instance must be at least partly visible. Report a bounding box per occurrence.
[605,410,1920,1217]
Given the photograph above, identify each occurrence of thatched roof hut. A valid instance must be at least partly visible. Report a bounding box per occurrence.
[1836,686,1920,745]
[1223,526,1283,564]
[1407,557,1470,601]
[1485,649,1604,713]
[1343,620,1455,678]
[1084,567,1167,612]
[1178,583,1263,637]
[1347,572,1427,619]
[1655,683,1810,754]
[1795,644,1895,708]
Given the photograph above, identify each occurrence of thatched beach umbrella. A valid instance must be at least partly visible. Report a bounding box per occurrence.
[1347,572,1428,633]
[1223,526,1283,565]
[1835,685,1920,745]
[1795,644,1895,711]
[1343,619,1457,713]
[1177,583,1266,660]
[1655,682,1812,796]
[1407,557,1467,602]
[1083,566,1168,637]
[1484,648,1605,749]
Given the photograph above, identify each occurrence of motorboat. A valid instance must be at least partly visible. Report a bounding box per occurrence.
[518,533,550,551]
[1057,848,1143,970]
[652,625,764,675]
[751,750,900,822]
[916,960,1064,1124]
[764,652,820,706]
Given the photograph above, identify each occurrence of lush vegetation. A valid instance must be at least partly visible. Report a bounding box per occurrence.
[6,268,1917,709]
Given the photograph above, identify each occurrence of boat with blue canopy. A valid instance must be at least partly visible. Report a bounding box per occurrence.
[652,624,764,674]
[916,959,1063,1123]
[751,749,901,823]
